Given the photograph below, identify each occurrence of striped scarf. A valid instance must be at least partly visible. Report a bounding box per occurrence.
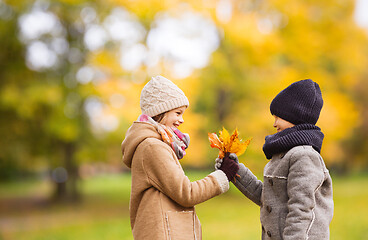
[137,114,190,159]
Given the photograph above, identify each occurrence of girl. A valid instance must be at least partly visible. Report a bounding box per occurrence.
[217,79,334,239]
[121,75,238,239]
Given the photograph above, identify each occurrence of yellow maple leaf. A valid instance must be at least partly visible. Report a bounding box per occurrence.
[208,127,252,159]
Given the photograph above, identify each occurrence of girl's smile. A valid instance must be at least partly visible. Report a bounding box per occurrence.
[161,106,187,129]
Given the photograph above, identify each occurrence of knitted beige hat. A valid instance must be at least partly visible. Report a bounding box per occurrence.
[140,75,189,117]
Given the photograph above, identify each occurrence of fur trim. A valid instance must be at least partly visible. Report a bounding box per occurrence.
[210,170,229,193]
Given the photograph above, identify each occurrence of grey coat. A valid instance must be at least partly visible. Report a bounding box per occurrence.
[234,145,334,240]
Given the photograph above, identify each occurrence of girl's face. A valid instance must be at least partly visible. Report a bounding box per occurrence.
[161,106,187,128]
[273,115,295,132]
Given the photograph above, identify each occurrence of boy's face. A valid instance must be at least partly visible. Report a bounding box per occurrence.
[161,106,187,129]
[273,115,295,132]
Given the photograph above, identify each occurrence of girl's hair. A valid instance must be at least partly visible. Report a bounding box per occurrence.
[152,112,167,123]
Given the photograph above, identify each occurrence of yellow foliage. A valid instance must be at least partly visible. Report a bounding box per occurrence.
[180,109,207,167]
[82,0,368,169]
[318,91,360,163]
[208,127,252,159]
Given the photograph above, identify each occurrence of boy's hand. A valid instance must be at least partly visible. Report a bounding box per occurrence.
[216,153,239,181]
[215,153,238,169]
[228,153,239,163]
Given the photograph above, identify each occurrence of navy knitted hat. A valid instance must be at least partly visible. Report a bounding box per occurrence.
[270,79,323,125]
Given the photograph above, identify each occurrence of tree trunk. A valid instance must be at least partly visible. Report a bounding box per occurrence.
[217,88,230,122]
[52,142,81,202]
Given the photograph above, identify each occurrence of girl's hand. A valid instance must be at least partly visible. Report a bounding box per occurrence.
[215,157,222,170]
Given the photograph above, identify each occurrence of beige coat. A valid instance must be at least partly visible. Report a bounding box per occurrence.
[122,122,229,240]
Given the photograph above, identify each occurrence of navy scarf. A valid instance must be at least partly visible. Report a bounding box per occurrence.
[262,124,324,159]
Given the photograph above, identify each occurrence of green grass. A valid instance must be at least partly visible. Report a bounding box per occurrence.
[1,172,368,240]
[329,174,368,239]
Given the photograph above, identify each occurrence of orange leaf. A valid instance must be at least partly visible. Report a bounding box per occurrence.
[230,128,239,143]
[209,127,252,159]
[219,127,230,152]
[229,137,252,157]
[219,150,225,159]
[208,132,222,150]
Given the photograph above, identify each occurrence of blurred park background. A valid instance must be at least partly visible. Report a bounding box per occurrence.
[1,0,368,239]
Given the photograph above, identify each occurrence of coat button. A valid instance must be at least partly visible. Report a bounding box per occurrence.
[266,205,272,213]
[268,179,273,186]
[267,230,272,237]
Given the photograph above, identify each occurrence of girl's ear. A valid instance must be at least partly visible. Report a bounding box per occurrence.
[160,112,167,124]
[159,115,167,124]
[158,113,168,124]
[152,112,167,123]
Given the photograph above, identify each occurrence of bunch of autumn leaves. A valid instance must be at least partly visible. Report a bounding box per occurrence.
[208,127,252,160]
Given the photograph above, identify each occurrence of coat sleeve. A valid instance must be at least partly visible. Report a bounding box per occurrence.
[283,150,325,240]
[141,140,229,207]
[233,163,263,206]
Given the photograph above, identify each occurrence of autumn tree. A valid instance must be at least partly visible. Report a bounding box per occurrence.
[1,0,223,201]
[193,0,368,171]
[0,0,119,201]
[2,0,368,203]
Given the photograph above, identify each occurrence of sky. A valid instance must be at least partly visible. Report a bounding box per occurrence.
[354,0,368,29]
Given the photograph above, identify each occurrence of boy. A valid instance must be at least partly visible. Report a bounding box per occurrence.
[218,79,334,239]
